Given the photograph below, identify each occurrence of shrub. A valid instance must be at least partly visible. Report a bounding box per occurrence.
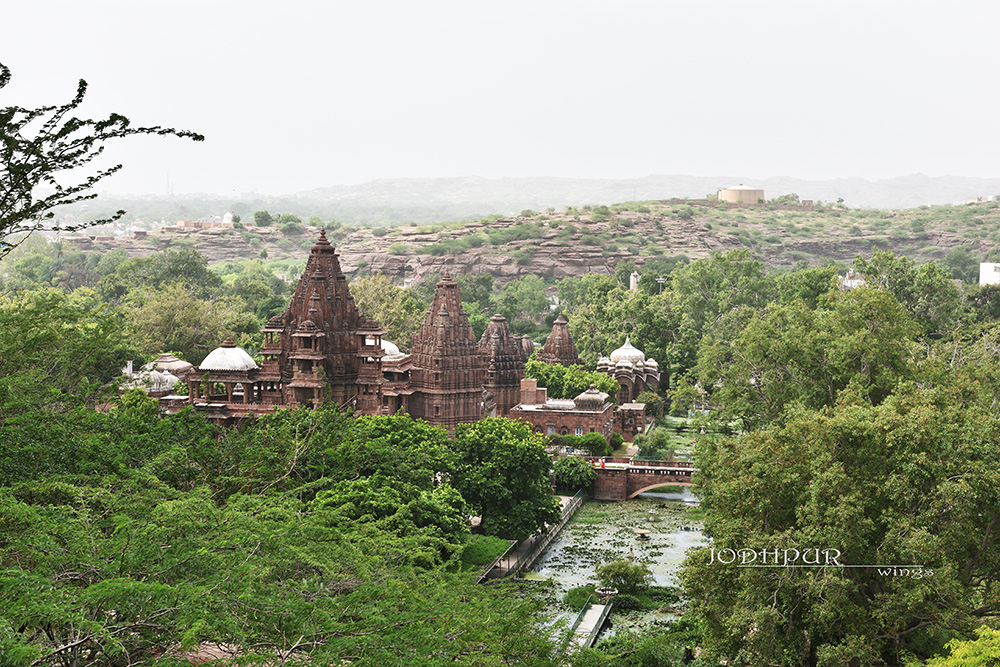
[563,585,596,610]
[372,227,389,237]
[596,560,653,595]
[578,432,612,457]
[609,593,641,610]
[553,456,597,491]
[637,427,677,460]
[388,243,409,255]
[610,433,624,451]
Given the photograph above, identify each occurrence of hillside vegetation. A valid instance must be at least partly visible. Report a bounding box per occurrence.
[50,199,1000,286]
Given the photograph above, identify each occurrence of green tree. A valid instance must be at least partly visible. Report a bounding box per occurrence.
[669,249,776,375]
[525,359,619,400]
[771,192,801,205]
[553,456,597,492]
[0,289,136,421]
[124,283,258,363]
[253,209,274,226]
[492,274,549,324]
[97,247,222,302]
[636,427,676,460]
[0,62,203,258]
[596,560,653,595]
[942,245,981,284]
[695,288,920,431]
[635,390,663,418]
[921,626,1000,667]
[681,382,1000,666]
[852,249,962,337]
[452,418,561,541]
[348,272,426,349]
[455,272,495,314]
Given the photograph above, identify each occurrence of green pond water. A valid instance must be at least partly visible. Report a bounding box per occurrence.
[528,488,705,638]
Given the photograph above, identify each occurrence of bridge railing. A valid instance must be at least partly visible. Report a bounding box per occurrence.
[568,595,594,635]
[585,457,696,469]
[489,487,587,581]
[585,601,614,647]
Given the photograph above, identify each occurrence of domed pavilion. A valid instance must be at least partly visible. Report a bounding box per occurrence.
[597,336,661,405]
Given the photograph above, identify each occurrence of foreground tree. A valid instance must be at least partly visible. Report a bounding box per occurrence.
[452,418,561,541]
[553,455,598,492]
[0,62,203,258]
[681,382,1000,666]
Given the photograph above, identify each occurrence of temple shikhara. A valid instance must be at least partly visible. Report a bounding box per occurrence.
[160,231,654,438]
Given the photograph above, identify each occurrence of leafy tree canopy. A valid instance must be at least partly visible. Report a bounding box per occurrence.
[452,418,561,541]
[0,62,202,258]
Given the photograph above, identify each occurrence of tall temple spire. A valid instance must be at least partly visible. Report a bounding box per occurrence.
[279,230,363,406]
[409,272,485,429]
[538,313,582,367]
[478,314,525,418]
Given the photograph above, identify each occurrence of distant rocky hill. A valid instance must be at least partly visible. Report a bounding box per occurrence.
[71,199,1000,284]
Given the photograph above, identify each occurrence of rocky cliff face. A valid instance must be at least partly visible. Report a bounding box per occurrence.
[70,201,1000,283]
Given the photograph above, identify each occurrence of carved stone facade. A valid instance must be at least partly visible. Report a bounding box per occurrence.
[161,233,654,437]
[256,230,370,408]
[407,273,486,429]
[596,337,661,404]
[509,378,615,443]
[166,234,480,429]
[479,314,527,418]
[537,313,581,367]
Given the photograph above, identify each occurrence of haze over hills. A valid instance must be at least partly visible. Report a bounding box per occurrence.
[70,174,1000,229]
[293,173,1000,211]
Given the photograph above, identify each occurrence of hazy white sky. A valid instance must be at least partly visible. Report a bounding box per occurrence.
[3,0,998,196]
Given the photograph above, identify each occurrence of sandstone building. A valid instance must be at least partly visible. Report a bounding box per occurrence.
[167,232,486,429]
[162,231,653,439]
[537,314,581,366]
[479,314,527,418]
[596,337,661,404]
[508,378,614,441]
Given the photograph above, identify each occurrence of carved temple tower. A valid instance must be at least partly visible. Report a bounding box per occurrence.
[538,313,582,367]
[478,314,526,418]
[259,230,368,407]
[409,272,486,429]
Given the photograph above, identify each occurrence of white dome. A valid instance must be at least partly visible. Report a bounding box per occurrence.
[380,339,407,361]
[200,338,258,372]
[149,370,179,390]
[609,336,646,364]
[645,358,659,369]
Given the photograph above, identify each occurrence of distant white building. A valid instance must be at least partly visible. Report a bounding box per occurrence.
[979,263,1000,286]
[718,184,765,204]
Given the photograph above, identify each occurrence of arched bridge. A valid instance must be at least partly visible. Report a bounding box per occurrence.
[585,457,697,501]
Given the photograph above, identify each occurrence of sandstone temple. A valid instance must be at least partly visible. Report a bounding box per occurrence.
[160,231,656,440]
